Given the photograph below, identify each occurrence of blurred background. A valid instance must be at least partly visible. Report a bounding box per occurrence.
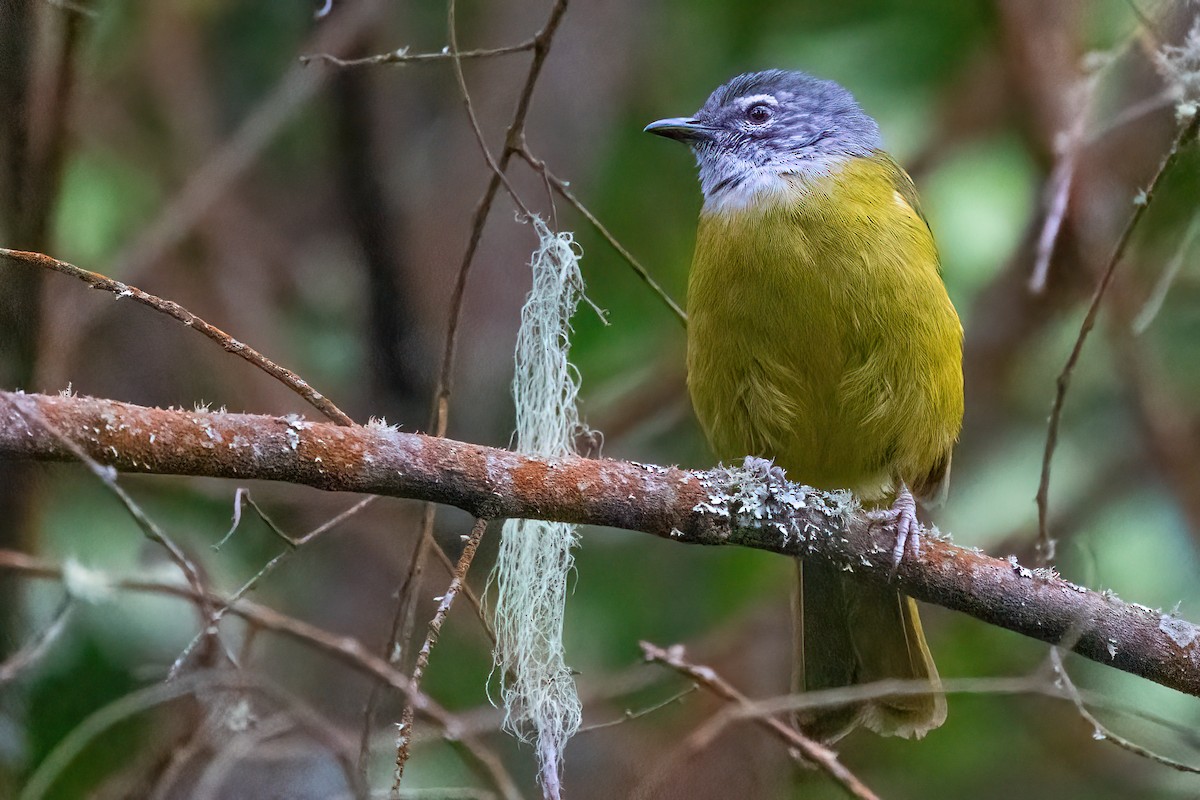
[2,0,1200,797]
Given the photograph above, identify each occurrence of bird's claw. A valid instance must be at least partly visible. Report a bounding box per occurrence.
[867,484,921,577]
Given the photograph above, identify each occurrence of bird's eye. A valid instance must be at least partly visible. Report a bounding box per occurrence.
[745,104,774,125]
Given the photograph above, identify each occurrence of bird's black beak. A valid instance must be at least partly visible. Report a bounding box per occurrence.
[644,117,714,143]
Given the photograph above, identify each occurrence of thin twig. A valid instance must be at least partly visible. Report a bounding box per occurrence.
[6,395,218,668]
[301,39,537,68]
[195,599,521,799]
[445,0,533,220]
[1053,649,1200,773]
[18,671,364,800]
[577,685,698,733]
[393,518,489,793]
[430,0,570,437]
[366,0,570,786]
[0,597,74,684]
[1028,74,1098,294]
[1123,0,1164,43]
[428,533,495,644]
[1131,212,1200,334]
[299,495,379,545]
[640,642,879,800]
[1028,6,1165,294]
[360,503,434,781]
[0,549,521,800]
[43,0,99,18]
[694,671,1200,762]
[0,550,423,702]
[0,249,354,426]
[177,491,374,673]
[514,145,687,325]
[1086,89,1177,145]
[192,713,301,800]
[1034,111,1200,563]
[8,541,1200,783]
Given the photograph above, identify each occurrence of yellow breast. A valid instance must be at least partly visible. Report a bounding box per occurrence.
[686,154,963,502]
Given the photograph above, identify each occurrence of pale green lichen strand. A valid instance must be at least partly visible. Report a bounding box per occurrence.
[487,218,591,799]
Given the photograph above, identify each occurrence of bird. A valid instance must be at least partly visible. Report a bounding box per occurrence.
[646,69,963,742]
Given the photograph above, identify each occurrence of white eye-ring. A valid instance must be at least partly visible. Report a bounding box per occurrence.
[738,93,778,127]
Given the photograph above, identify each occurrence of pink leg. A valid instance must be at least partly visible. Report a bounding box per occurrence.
[867,483,921,574]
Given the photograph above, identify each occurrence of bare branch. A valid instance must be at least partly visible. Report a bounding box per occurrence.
[640,642,879,800]
[374,2,570,789]
[0,548,521,800]
[1048,648,1200,774]
[17,671,363,800]
[4,390,1200,699]
[0,249,354,426]
[697,671,1200,772]
[1036,111,1200,561]
[577,685,698,733]
[0,598,74,684]
[8,395,218,665]
[513,145,687,325]
[431,0,569,434]
[394,518,490,790]
[301,39,537,68]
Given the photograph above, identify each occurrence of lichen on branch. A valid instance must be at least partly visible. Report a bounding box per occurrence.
[2,389,1200,699]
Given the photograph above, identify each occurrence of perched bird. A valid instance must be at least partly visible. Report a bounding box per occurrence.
[646,70,963,742]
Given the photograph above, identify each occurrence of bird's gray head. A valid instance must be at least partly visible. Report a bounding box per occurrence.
[645,70,882,210]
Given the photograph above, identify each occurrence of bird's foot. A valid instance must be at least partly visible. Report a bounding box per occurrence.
[867,483,921,576]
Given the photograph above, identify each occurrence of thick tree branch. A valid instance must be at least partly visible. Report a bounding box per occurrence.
[2,390,1199,699]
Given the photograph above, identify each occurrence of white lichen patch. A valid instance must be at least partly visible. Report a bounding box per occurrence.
[63,558,113,604]
[284,414,311,431]
[1154,16,1200,111]
[218,697,257,733]
[693,456,856,543]
[922,523,952,544]
[1007,555,1034,579]
[482,452,513,494]
[1159,615,1198,649]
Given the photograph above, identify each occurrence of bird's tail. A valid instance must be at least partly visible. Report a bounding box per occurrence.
[792,560,946,742]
